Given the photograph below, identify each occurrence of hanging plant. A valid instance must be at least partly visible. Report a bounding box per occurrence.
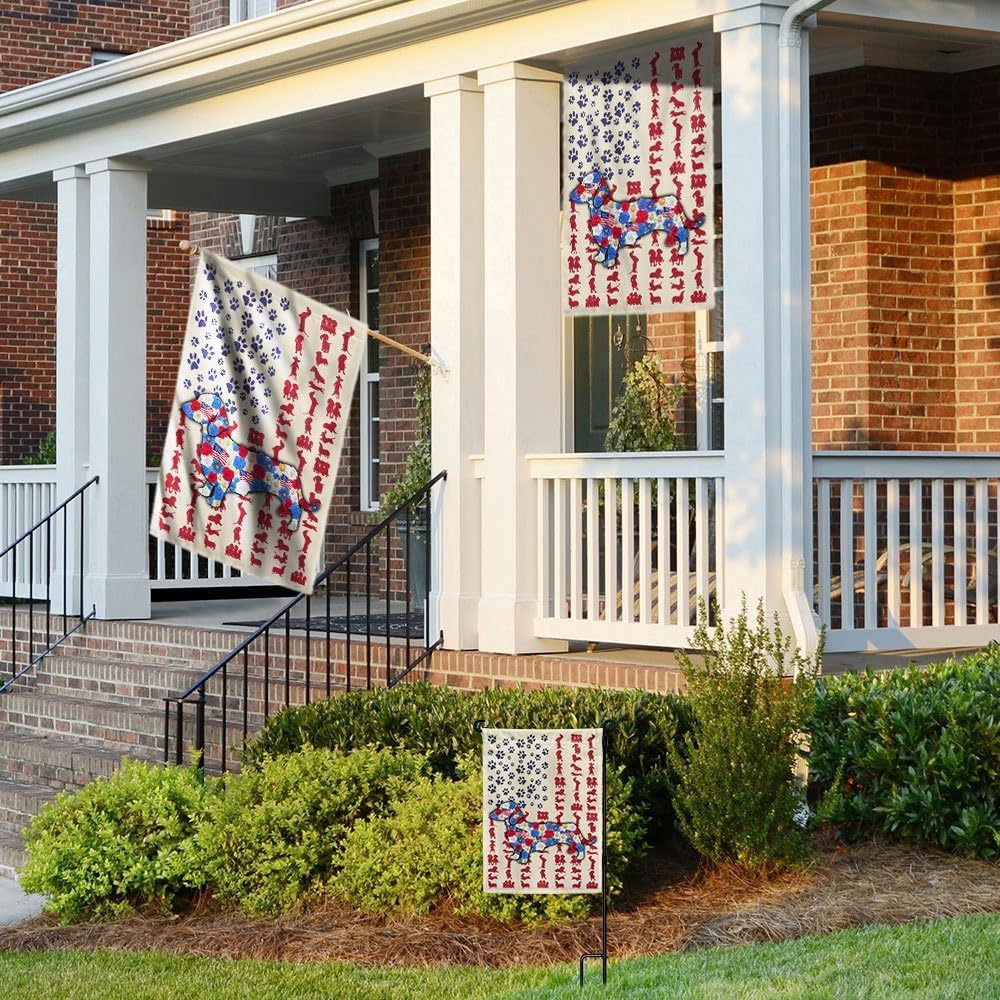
[376,364,431,518]
[605,354,684,453]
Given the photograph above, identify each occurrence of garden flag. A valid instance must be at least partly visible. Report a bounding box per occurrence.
[150,250,366,594]
[483,729,604,894]
[562,38,714,314]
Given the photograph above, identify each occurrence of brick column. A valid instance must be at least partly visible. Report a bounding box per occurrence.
[84,159,151,620]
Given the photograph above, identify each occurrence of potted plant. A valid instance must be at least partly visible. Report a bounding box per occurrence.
[376,364,431,611]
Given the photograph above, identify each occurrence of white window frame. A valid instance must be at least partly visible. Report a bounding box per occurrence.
[230,0,276,23]
[359,239,380,512]
[696,193,723,452]
[237,252,277,281]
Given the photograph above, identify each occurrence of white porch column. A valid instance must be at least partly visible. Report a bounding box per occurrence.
[476,62,565,655]
[52,166,91,616]
[714,6,791,630]
[425,75,484,650]
[84,158,150,620]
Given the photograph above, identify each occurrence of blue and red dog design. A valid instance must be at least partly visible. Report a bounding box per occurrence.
[489,800,596,865]
[570,170,706,267]
[182,393,318,531]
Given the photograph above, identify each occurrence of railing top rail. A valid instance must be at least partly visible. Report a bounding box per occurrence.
[0,475,98,560]
[813,453,1000,479]
[173,470,446,703]
[528,451,725,479]
[0,464,56,479]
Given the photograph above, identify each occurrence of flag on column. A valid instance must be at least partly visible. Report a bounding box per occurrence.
[150,250,366,594]
[562,38,714,314]
[483,728,604,894]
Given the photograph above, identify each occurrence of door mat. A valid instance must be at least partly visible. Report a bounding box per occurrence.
[223,610,424,639]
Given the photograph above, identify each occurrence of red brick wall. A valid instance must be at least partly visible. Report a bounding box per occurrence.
[0,0,189,465]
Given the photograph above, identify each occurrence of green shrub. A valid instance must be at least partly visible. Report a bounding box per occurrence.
[807,648,1000,859]
[20,759,213,923]
[24,429,56,466]
[669,600,820,869]
[244,683,690,835]
[332,763,645,925]
[194,747,428,917]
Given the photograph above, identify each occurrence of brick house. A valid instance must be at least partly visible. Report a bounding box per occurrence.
[0,0,999,663]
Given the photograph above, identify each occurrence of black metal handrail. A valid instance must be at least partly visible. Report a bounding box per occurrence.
[164,471,447,771]
[1,475,99,695]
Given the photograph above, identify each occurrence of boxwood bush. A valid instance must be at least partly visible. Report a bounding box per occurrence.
[21,758,214,923]
[193,746,429,917]
[243,683,690,834]
[332,761,646,925]
[808,648,1000,858]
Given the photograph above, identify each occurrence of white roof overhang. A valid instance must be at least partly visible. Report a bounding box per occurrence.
[0,0,995,211]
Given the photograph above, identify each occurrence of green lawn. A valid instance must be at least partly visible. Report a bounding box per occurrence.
[0,915,997,999]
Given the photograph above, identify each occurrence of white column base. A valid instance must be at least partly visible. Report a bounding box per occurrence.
[87,571,151,620]
[477,595,567,655]
[434,590,482,650]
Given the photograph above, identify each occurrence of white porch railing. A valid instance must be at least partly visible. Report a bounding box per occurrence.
[0,466,58,599]
[531,452,724,648]
[813,453,1000,652]
[0,465,260,594]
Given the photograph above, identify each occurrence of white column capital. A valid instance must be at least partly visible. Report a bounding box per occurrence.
[477,62,563,87]
[713,3,787,33]
[84,157,150,177]
[424,74,481,99]
[53,165,88,183]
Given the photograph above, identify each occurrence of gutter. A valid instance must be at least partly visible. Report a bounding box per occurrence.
[778,0,838,661]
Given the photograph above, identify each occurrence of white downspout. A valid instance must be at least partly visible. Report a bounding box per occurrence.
[778,0,838,662]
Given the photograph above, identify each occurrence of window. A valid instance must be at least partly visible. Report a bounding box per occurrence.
[230,0,276,23]
[359,239,380,511]
[237,253,277,281]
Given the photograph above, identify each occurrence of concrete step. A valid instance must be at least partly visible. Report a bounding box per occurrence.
[0,732,136,792]
[0,830,27,875]
[0,781,57,834]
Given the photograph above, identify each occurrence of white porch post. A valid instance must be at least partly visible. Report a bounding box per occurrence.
[84,158,151,620]
[714,6,789,629]
[52,166,91,616]
[476,62,566,655]
[425,75,485,650]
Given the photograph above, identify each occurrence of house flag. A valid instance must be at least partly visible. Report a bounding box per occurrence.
[150,250,366,594]
[483,728,604,894]
[562,38,714,314]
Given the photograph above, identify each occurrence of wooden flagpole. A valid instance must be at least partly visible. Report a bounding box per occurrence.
[178,240,438,370]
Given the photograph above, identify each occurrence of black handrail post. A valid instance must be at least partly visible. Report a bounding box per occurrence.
[175,700,185,766]
[163,698,171,764]
[425,487,433,652]
[404,502,412,672]
[284,609,291,708]
[385,517,391,687]
[325,581,331,698]
[28,532,34,663]
[79,488,85,623]
[196,686,206,771]
[45,518,51,651]
[263,629,270,718]
[345,555,352,693]
[221,659,228,773]
[62,506,67,633]
[365,540,372,690]
[304,594,312,706]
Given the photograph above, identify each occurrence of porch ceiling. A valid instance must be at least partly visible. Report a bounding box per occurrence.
[0,0,995,214]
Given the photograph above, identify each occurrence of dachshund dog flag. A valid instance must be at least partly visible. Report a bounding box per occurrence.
[483,729,603,894]
[563,38,714,314]
[151,250,365,594]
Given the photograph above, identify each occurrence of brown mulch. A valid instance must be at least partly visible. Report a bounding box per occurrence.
[2,841,999,968]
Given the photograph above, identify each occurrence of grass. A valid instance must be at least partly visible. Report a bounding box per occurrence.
[0,915,997,999]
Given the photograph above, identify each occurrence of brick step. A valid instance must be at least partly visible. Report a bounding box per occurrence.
[0,692,169,755]
[0,781,57,834]
[32,655,213,709]
[0,732,138,792]
[0,830,27,875]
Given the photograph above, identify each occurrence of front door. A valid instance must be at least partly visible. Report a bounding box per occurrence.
[572,315,635,452]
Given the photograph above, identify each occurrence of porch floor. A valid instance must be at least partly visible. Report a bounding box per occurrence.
[148,596,980,674]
